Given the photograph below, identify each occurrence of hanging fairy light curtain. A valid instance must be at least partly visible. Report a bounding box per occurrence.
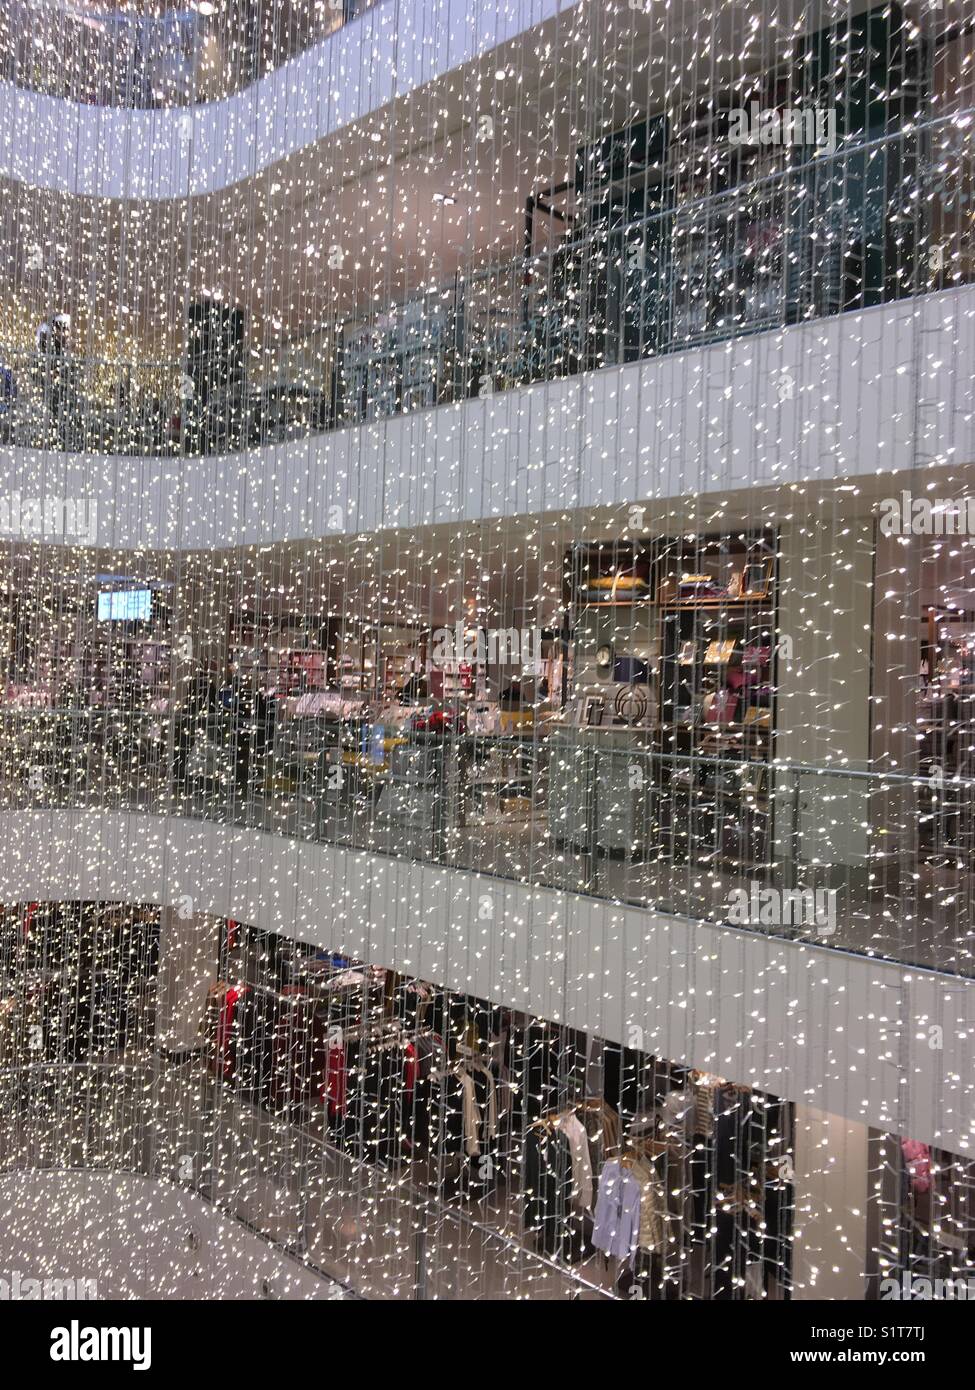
[0,0,972,1301]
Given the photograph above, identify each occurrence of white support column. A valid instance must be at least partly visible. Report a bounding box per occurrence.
[155,908,221,1057]
[774,513,875,873]
[792,1105,870,1301]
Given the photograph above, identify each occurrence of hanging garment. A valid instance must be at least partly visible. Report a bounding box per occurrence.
[468,1060,498,1144]
[556,1110,594,1211]
[659,1087,696,1142]
[692,1074,720,1137]
[517,1022,581,1125]
[268,989,319,1111]
[762,1174,795,1292]
[584,1035,606,1099]
[714,1085,758,1189]
[592,1160,642,1263]
[631,1157,668,1252]
[221,985,247,1081]
[430,1066,468,1159]
[358,1040,410,1165]
[235,986,277,1102]
[324,1041,347,1118]
[204,981,248,1081]
[524,1127,574,1258]
[709,1195,763,1300]
[403,1041,418,1100]
[560,1210,596,1266]
[456,1067,481,1157]
[0,996,20,1069]
[580,1099,620,1173]
[405,1032,442,1153]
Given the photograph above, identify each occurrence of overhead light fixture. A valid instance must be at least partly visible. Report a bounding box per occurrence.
[433,192,457,206]
[196,2,217,14]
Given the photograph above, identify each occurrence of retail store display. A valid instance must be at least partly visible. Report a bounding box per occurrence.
[192,921,798,1297]
[3,895,973,1301]
[868,1131,975,1295]
[0,903,158,1064]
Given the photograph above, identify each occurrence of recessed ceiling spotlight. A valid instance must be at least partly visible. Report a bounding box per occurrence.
[196,1,217,14]
[370,131,382,142]
[433,192,457,206]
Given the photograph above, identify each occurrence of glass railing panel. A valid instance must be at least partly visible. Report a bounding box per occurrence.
[1,709,971,976]
[0,124,968,459]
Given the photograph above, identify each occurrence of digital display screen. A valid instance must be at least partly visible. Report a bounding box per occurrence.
[97,589,152,623]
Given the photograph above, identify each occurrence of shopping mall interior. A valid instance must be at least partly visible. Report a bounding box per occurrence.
[0,0,974,1312]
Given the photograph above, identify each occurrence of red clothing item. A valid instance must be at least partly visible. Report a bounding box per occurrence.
[324,1043,346,1117]
[403,1041,418,1099]
[213,985,248,1081]
[901,1138,932,1193]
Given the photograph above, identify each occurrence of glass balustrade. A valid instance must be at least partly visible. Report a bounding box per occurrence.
[0,123,969,459]
[2,708,970,976]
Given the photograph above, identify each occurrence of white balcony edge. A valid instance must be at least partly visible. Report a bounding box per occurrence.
[0,286,971,553]
[0,805,972,1155]
[0,0,572,201]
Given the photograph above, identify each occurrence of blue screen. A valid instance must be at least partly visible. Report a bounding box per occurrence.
[97,589,152,622]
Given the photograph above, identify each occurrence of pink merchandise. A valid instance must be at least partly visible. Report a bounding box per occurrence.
[901,1138,932,1193]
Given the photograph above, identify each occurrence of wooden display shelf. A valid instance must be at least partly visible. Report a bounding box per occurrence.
[575,597,654,608]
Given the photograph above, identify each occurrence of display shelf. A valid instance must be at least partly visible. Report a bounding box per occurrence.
[558,530,778,869]
[661,599,774,610]
[575,598,655,609]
